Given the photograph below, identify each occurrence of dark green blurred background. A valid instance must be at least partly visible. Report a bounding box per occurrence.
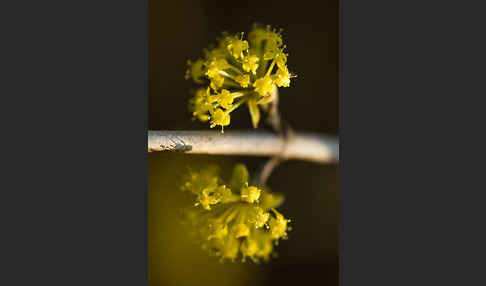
[149,1,338,285]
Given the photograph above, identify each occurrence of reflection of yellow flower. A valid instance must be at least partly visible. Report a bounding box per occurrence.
[252,207,270,228]
[181,164,291,263]
[241,186,261,203]
[269,208,290,239]
[185,24,295,130]
[232,223,250,238]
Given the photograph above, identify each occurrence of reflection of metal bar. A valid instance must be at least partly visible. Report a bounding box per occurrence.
[148,130,339,164]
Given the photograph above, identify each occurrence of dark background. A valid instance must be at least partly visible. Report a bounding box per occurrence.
[149,0,338,285]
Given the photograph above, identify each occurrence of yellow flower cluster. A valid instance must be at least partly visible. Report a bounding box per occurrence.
[186,24,294,131]
[181,164,291,263]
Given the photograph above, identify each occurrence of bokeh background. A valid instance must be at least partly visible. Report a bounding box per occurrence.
[149,1,338,285]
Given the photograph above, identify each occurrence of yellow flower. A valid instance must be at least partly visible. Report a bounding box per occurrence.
[210,108,231,129]
[273,66,291,87]
[235,74,250,88]
[264,50,288,69]
[248,25,283,54]
[206,59,231,77]
[185,24,295,130]
[253,75,274,97]
[188,88,210,122]
[206,59,231,90]
[242,54,260,74]
[216,89,235,109]
[209,74,225,90]
[185,59,205,83]
[227,38,249,59]
[181,164,291,263]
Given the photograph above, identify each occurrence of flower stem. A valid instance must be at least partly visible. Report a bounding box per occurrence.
[265,60,276,77]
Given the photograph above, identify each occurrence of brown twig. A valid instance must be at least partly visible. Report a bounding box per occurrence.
[148,130,339,164]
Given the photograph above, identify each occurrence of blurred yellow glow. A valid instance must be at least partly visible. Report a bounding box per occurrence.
[149,154,256,286]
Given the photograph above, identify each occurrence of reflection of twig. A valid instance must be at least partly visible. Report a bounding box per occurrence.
[148,130,339,164]
[255,120,296,185]
[254,157,283,186]
[255,87,297,185]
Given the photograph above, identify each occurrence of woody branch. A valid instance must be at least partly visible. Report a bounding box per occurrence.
[148,130,338,164]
